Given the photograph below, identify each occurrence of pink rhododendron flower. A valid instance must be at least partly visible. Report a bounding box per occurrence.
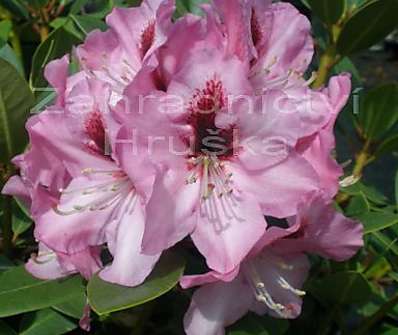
[180,192,363,335]
[4,56,160,287]
[114,45,330,275]
[76,0,175,105]
[297,74,352,198]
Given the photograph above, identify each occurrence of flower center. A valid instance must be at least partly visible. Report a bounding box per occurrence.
[187,78,235,159]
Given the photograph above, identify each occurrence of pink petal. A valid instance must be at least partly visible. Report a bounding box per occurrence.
[191,192,266,274]
[251,2,313,90]
[281,192,364,261]
[142,169,201,254]
[180,268,240,289]
[184,277,253,335]
[100,201,161,286]
[230,153,319,218]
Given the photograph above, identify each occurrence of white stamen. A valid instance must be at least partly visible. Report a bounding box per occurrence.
[278,276,306,296]
[53,169,135,217]
[243,260,306,317]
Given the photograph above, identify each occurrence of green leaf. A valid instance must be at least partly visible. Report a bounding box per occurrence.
[69,15,107,38]
[19,309,77,335]
[88,251,185,315]
[0,320,17,335]
[307,0,346,25]
[337,0,398,56]
[69,0,91,14]
[0,20,12,42]
[340,182,388,205]
[84,0,114,18]
[12,213,32,237]
[345,194,370,217]
[0,58,34,164]
[52,290,87,319]
[175,0,209,16]
[12,201,33,238]
[0,266,86,317]
[0,43,25,76]
[359,211,398,234]
[332,57,362,85]
[372,231,398,257]
[308,271,372,305]
[228,313,289,335]
[381,330,398,335]
[358,83,398,140]
[30,27,80,90]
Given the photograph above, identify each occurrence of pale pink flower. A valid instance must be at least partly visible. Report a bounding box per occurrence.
[297,74,352,198]
[76,0,175,105]
[3,57,160,286]
[115,45,326,274]
[180,192,363,335]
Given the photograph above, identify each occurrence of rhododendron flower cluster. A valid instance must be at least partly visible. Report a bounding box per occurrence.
[2,0,363,333]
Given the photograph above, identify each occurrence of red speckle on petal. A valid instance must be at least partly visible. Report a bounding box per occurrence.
[84,111,105,153]
[251,9,262,47]
[140,21,156,58]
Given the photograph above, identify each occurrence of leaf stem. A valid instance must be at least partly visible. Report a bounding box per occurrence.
[313,46,339,89]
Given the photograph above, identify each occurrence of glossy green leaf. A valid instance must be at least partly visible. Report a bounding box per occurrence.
[0,266,85,317]
[307,0,345,25]
[0,320,17,335]
[19,308,77,335]
[88,251,185,315]
[359,211,398,234]
[308,271,372,305]
[30,27,80,89]
[52,290,87,319]
[337,0,398,56]
[358,84,398,140]
[228,313,289,335]
[0,58,34,164]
